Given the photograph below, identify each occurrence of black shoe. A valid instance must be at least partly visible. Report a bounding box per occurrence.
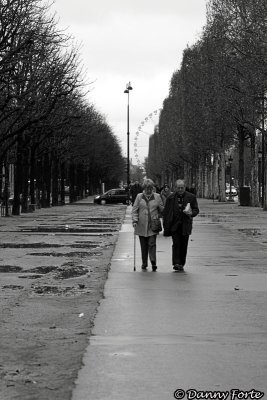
[152,265,157,271]
[141,265,147,270]
[173,264,184,272]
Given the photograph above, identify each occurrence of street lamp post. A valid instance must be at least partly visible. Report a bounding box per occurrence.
[228,155,234,202]
[124,82,133,201]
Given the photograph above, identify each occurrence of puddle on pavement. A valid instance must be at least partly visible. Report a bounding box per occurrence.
[27,251,102,258]
[32,285,75,295]
[54,263,88,279]
[76,224,118,228]
[19,274,43,279]
[0,242,100,249]
[0,243,62,248]
[69,243,99,249]
[0,265,23,273]
[10,232,114,237]
[76,217,120,221]
[2,285,24,290]
[19,227,117,233]
[238,228,261,236]
[1,263,89,280]
[24,266,57,274]
[17,264,88,280]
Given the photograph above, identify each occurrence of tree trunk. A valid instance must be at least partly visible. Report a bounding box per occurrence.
[250,134,259,207]
[29,146,36,207]
[207,164,213,199]
[12,144,23,215]
[218,152,226,202]
[69,163,76,203]
[52,154,59,206]
[3,159,10,216]
[238,125,245,188]
[60,162,66,205]
[264,151,267,210]
[21,147,30,213]
[196,166,202,198]
[212,154,219,200]
[35,157,42,209]
[41,153,51,208]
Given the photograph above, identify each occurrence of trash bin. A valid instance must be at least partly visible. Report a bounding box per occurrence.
[239,186,251,206]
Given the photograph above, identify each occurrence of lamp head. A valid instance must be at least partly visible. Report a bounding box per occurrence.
[124,89,129,94]
[126,82,133,90]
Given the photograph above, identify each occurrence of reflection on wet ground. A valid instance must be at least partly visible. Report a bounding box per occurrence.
[0,203,126,296]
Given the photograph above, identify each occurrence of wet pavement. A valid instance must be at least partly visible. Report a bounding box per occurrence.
[71,199,267,400]
[0,198,127,400]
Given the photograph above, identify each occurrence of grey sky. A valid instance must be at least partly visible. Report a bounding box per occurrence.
[50,0,207,162]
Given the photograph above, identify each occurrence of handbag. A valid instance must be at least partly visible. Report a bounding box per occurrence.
[143,195,162,233]
[151,217,162,233]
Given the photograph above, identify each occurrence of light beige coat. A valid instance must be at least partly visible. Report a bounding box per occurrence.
[132,192,164,237]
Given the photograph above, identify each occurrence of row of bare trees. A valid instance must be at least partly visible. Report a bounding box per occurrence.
[146,0,267,207]
[0,0,125,215]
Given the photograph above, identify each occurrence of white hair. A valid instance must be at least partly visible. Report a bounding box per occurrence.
[175,179,185,187]
[143,178,154,188]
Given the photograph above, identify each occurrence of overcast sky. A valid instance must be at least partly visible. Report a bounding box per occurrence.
[50,0,207,163]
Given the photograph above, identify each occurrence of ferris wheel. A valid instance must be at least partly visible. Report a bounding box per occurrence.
[133,108,162,166]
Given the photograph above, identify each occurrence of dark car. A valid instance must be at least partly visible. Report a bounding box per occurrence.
[94,188,129,205]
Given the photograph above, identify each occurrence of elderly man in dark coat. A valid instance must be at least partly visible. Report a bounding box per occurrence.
[163,179,199,271]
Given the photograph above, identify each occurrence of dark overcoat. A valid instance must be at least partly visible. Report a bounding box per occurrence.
[163,191,199,236]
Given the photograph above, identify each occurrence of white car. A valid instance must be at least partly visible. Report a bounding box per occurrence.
[226,187,238,198]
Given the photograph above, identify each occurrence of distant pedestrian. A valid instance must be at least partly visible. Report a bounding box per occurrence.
[188,183,197,196]
[130,181,143,204]
[132,179,164,271]
[154,184,161,194]
[163,179,199,272]
[160,183,172,206]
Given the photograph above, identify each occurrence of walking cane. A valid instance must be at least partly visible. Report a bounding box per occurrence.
[133,232,136,271]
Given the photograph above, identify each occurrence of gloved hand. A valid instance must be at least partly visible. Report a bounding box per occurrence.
[132,222,137,228]
[183,209,192,216]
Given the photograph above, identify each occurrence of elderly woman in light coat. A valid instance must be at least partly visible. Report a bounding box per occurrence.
[132,179,164,271]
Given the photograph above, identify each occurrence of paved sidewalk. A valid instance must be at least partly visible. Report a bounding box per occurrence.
[72,199,267,400]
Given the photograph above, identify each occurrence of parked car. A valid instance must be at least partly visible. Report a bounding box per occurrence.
[94,188,129,205]
[226,186,238,198]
